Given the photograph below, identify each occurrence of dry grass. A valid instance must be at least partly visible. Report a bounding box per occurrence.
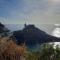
[0,37,27,60]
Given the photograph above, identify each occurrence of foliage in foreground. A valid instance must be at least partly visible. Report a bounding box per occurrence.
[0,37,60,60]
[26,43,60,60]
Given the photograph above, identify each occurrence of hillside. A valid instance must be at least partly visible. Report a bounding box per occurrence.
[13,24,60,48]
[0,22,10,37]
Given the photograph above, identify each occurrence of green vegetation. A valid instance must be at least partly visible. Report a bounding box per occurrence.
[0,37,60,60]
[26,43,60,60]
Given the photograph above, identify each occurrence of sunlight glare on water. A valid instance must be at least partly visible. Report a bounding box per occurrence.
[49,42,60,49]
[52,24,60,38]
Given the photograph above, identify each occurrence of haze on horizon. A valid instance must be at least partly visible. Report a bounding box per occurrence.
[5,24,59,36]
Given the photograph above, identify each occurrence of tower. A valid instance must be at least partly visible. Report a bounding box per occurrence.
[24,22,27,28]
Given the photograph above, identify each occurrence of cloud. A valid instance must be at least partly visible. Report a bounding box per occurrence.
[0,0,60,24]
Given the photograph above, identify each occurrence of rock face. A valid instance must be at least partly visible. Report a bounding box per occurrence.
[13,24,60,48]
[0,22,10,36]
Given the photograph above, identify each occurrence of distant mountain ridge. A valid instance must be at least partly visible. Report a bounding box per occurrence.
[0,23,60,49]
[13,24,60,48]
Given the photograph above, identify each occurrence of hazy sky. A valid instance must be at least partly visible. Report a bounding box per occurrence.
[0,0,60,24]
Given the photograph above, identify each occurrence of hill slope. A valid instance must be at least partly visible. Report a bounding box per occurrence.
[13,24,60,48]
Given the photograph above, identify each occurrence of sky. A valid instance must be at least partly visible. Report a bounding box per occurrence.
[0,0,60,24]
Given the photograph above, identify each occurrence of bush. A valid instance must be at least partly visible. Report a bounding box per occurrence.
[0,37,27,60]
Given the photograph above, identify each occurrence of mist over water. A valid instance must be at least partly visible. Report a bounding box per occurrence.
[5,24,56,35]
[5,24,24,31]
